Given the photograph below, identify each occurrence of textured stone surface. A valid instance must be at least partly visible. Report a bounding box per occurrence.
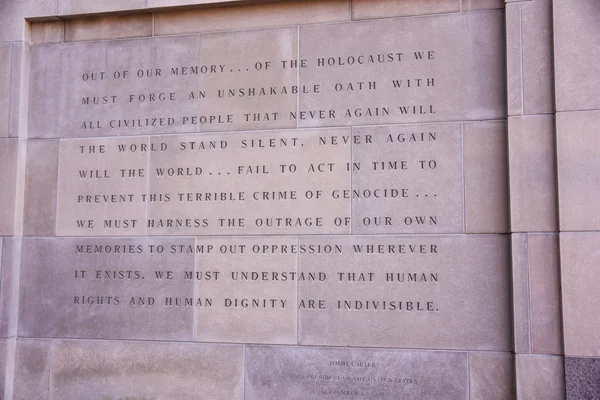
[464,121,509,234]
[469,352,515,400]
[561,232,600,357]
[298,11,506,128]
[49,340,244,400]
[28,12,508,138]
[298,235,511,350]
[31,21,64,45]
[197,27,298,132]
[0,339,6,395]
[194,236,297,344]
[246,346,468,400]
[511,233,530,354]
[462,0,505,11]
[149,0,247,7]
[0,139,18,236]
[528,234,562,355]
[154,0,350,36]
[516,355,565,400]
[58,0,146,16]
[506,2,523,116]
[19,237,195,340]
[351,124,463,234]
[0,1,568,397]
[0,239,2,288]
[24,140,59,236]
[508,115,558,232]
[8,42,29,138]
[14,339,50,400]
[565,357,600,400]
[148,129,351,235]
[0,0,57,42]
[29,35,202,138]
[0,238,15,338]
[554,0,600,111]
[522,0,555,114]
[352,0,460,19]
[56,137,149,236]
[64,14,153,42]
[0,44,11,137]
[557,110,600,231]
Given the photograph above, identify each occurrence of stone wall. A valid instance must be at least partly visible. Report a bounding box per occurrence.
[0,0,597,398]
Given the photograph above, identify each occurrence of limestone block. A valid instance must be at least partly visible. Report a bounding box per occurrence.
[557,110,600,231]
[508,115,557,232]
[464,121,509,233]
[246,346,468,400]
[560,232,600,357]
[154,0,350,36]
[298,235,511,351]
[19,237,195,340]
[516,355,565,400]
[469,352,515,400]
[48,340,244,400]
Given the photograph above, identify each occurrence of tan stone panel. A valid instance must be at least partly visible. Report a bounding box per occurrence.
[0,44,10,137]
[554,0,600,111]
[9,42,29,138]
[149,0,241,7]
[0,139,18,236]
[24,140,59,236]
[508,115,557,232]
[506,3,523,116]
[462,0,505,11]
[58,0,147,16]
[516,355,566,400]
[0,339,5,395]
[0,0,56,42]
[246,346,468,400]
[469,352,515,400]
[351,124,463,234]
[464,121,509,234]
[557,110,600,231]
[299,12,506,128]
[529,234,562,355]
[0,238,15,338]
[511,233,530,354]
[148,129,351,235]
[31,21,64,45]
[14,339,50,400]
[49,340,244,400]
[154,0,350,36]
[298,235,511,351]
[194,236,297,344]
[352,0,460,19]
[522,0,555,114]
[28,35,202,138]
[56,137,149,236]
[19,237,195,340]
[197,27,298,132]
[64,14,153,42]
[561,232,600,357]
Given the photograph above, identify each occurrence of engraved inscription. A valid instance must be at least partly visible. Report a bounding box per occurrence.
[55,125,463,236]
